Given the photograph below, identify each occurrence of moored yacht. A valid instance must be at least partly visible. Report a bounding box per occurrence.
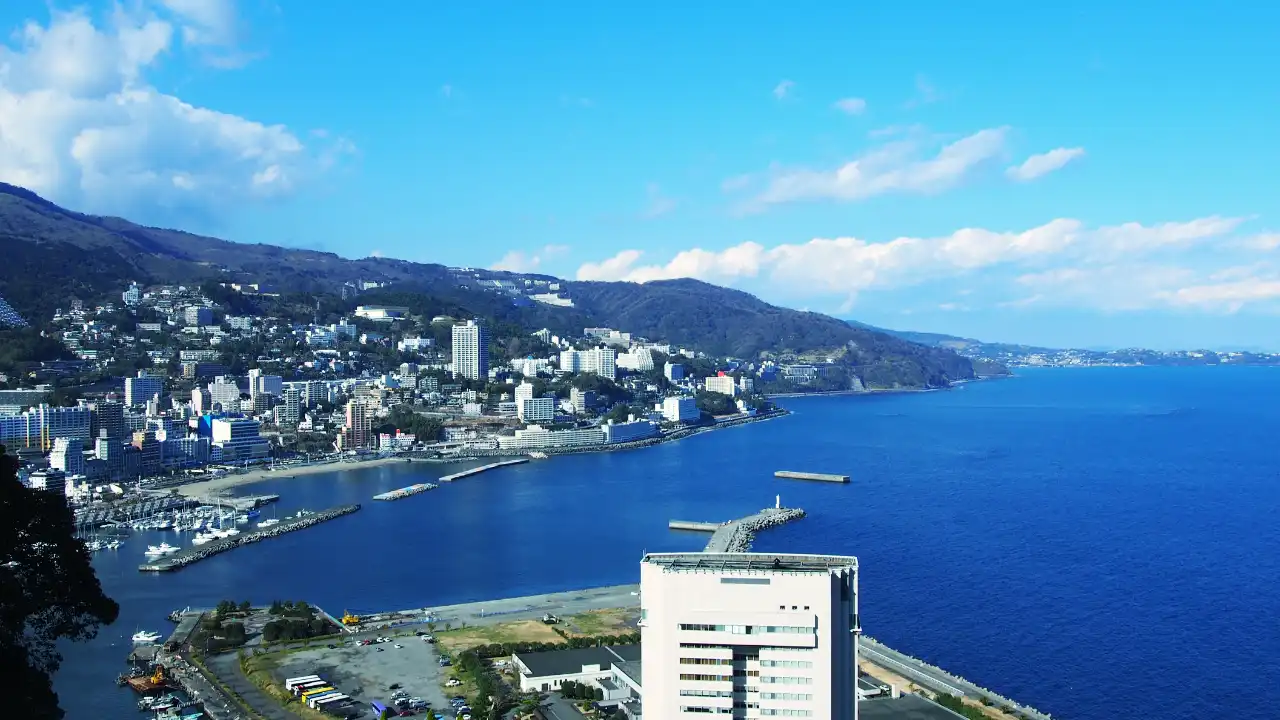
[132,630,163,644]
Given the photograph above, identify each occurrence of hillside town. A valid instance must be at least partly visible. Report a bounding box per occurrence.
[0,279,841,498]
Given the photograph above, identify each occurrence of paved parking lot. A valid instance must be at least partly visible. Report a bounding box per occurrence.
[275,637,455,717]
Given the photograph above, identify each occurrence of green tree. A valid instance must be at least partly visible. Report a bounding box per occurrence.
[1,444,119,717]
[238,600,251,613]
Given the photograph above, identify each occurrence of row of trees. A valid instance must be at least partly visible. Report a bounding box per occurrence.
[558,680,603,702]
[215,600,252,615]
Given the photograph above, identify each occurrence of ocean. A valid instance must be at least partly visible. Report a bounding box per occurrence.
[55,366,1280,719]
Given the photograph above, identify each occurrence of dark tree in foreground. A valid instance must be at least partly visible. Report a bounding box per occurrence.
[0,444,119,718]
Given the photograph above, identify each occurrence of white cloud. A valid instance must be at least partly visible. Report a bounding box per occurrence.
[772,80,794,100]
[575,215,1265,310]
[158,0,238,47]
[0,7,347,221]
[642,183,677,218]
[904,73,939,108]
[490,245,571,273]
[1006,147,1086,182]
[833,97,867,115]
[369,249,384,258]
[734,127,1009,211]
[1158,277,1280,312]
[1244,233,1280,251]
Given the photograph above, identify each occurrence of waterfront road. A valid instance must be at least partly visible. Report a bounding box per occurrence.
[204,651,295,720]
[348,583,642,635]
[860,638,1051,720]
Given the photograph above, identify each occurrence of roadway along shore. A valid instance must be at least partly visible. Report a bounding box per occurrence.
[169,409,792,496]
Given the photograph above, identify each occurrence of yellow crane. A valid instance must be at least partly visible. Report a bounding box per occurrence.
[341,610,359,625]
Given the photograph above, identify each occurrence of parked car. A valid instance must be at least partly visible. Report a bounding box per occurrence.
[445,679,461,687]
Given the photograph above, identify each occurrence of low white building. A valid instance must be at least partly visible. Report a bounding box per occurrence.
[496,425,604,450]
[513,645,642,694]
[661,396,699,423]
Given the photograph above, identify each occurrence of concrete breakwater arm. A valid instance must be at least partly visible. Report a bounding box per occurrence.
[438,458,528,482]
[138,504,361,572]
[775,470,849,483]
[703,508,806,553]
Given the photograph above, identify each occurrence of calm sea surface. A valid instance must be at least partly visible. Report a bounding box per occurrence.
[56,367,1280,719]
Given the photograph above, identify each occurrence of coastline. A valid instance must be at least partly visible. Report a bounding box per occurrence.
[174,456,409,496]
[170,409,793,496]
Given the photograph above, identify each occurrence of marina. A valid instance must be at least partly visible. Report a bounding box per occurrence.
[138,504,361,572]
[775,469,850,483]
[437,458,528,482]
[372,482,439,500]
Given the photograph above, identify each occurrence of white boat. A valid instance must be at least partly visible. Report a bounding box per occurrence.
[256,518,280,528]
[191,533,213,546]
[144,543,180,556]
[132,630,163,644]
[107,540,122,550]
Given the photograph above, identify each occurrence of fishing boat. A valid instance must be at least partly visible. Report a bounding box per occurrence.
[132,630,163,644]
[144,543,180,556]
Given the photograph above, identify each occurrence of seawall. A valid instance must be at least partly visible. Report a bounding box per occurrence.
[138,504,361,572]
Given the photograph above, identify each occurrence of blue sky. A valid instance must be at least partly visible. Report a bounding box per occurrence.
[1,2,1278,349]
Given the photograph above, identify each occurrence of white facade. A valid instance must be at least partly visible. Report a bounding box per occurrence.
[452,320,490,380]
[618,348,655,372]
[496,425,605,450]
[517,397,556,422]
[704,375,738,396]
[560,348,617,380]
[640,553,860,720]
[603,419,659,444]
[210,418,270,461]
[662,396,699,423]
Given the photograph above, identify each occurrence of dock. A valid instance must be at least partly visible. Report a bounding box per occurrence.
[775,470,849,483]
[438,458,528,482]
[669,520,723,532]
[373,483,439,500]
[138,504,360,572]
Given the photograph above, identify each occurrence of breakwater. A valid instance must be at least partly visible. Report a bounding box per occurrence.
[775,470,849,483]
[438,458,528,482]
[373,483,439,500]
[703,507,807,553]
[138,504,361,572]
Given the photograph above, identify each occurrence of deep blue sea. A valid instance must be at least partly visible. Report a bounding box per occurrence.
[56,367,1280,719]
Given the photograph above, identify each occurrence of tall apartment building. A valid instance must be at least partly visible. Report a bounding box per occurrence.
[50,437,85,475]
[184,306,213,326]
[560,348,617,381]
[0,404,93,451]
[704,373,738,397]
[89,400,125,441]
[640,552,860,720]
[191,388,212,415]
[208,376,241,413]
[125,371,164,407]
[665,363,686,381]
[451,320,490,380]
[249,369,283,398]
[341,397,374,450]
[278,387,303,426]
[210,418,269,461]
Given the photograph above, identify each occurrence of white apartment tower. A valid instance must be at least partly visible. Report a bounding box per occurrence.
[452,320,490,380]
[640,552,860,720]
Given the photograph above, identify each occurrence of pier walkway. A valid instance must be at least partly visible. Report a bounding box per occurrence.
[669,506,807,552]
[139,504,360,572]
[438,458,527,482]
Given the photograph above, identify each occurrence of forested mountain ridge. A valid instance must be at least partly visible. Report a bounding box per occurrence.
[0,183,1001,387]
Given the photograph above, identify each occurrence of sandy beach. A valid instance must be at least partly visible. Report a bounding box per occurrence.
[174,456,410,496]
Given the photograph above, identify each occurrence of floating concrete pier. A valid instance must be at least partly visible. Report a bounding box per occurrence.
[775,470,849,483]
[438,458,528,482]
[373,483,439,500]
[669,520,722,532]
[138,504,360,572]
[185,493,280,510]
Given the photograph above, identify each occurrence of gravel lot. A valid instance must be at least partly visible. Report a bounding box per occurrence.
[275,638,455,717]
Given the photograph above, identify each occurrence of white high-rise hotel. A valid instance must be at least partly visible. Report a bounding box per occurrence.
[451,320,490,380]
[641,552,860,720]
